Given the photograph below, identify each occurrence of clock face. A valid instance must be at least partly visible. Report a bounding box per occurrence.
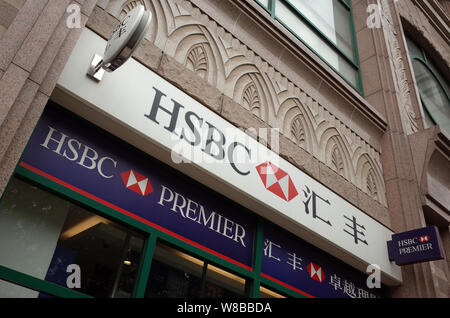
[103,5,150,66]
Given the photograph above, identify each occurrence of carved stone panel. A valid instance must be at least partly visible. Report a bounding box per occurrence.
[104,0,388,207]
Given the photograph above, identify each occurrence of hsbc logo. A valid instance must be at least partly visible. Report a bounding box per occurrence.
[121,170,154,196]
[256,161,298,202]
[307,262,326,283]
[40,126,118,179]
[419,235,430,243]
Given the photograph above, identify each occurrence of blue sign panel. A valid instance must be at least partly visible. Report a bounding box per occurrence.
[21,104,255,270]
[387,226,445,266]
[262,222,385,298]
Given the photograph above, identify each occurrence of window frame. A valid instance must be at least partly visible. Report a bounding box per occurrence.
[407,41,450,130]
[255,0,363,95]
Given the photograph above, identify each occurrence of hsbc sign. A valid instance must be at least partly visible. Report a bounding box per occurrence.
[56,29,402,285]
[387,226,445,266]
[262,222,384,298]
[22,105,256,267]
[21,103,388,297]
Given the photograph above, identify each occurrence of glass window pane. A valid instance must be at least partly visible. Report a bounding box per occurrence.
[205,264,246,297]
[412,60,450,135]
[405,37,423,59]
[338,56,359,87]
[276,0,335,66]
[0,280,39,298]
[145,242,247,298]
[145,242,204,298]
[0,177,145,298]
[260,285,286,298]
[421,100,437,129]
[0,279,57,298]
[275,0,358,87]
[427,62,450,98]
[284,0,354,60]
[257,0,270,9]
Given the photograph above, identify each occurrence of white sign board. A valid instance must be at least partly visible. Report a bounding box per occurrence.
[57,29,402,285]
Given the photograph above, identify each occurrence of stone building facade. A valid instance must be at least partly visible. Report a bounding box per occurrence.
[0,0,448,298]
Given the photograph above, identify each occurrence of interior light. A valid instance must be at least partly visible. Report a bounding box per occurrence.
[60,215,110,240]
[123,260,132,266]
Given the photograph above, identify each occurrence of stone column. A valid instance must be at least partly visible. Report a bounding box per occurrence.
[0,0,98,196]
[352,0,439,297]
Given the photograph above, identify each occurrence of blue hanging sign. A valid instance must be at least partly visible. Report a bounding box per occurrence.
[387,226,445,266]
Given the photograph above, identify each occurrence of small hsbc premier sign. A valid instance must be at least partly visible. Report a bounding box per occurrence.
[387,226,445,266]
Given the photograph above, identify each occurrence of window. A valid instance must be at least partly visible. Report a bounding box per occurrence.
[0,279,54,298]
[260,285,286,298]
[256,0,362,92]
[0,177,145,298]
[145,242,247,298]
[405,37,450,135]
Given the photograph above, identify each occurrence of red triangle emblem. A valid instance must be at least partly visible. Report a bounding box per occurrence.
[267,181,287,201]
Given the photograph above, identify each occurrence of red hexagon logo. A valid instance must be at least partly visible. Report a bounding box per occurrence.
[256,161,298,202]
[121,170,154,196]
[307,262,326,283]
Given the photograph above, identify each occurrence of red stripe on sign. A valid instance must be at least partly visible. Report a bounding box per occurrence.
[19,161,253,272]
[261,272,315,298]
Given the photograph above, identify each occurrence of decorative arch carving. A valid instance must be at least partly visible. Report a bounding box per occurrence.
[100,0,388,207]
[242,82,261,116]
[278,97,317,154]
[366,169,378,200]
[119,0,147,19]
[291,115,306,149]
[355,153,386,205]
[227,66,270,120]
[331,144,345,176]
[165,21,225,88]
[185,43,208,79]
[320,128,355,182]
